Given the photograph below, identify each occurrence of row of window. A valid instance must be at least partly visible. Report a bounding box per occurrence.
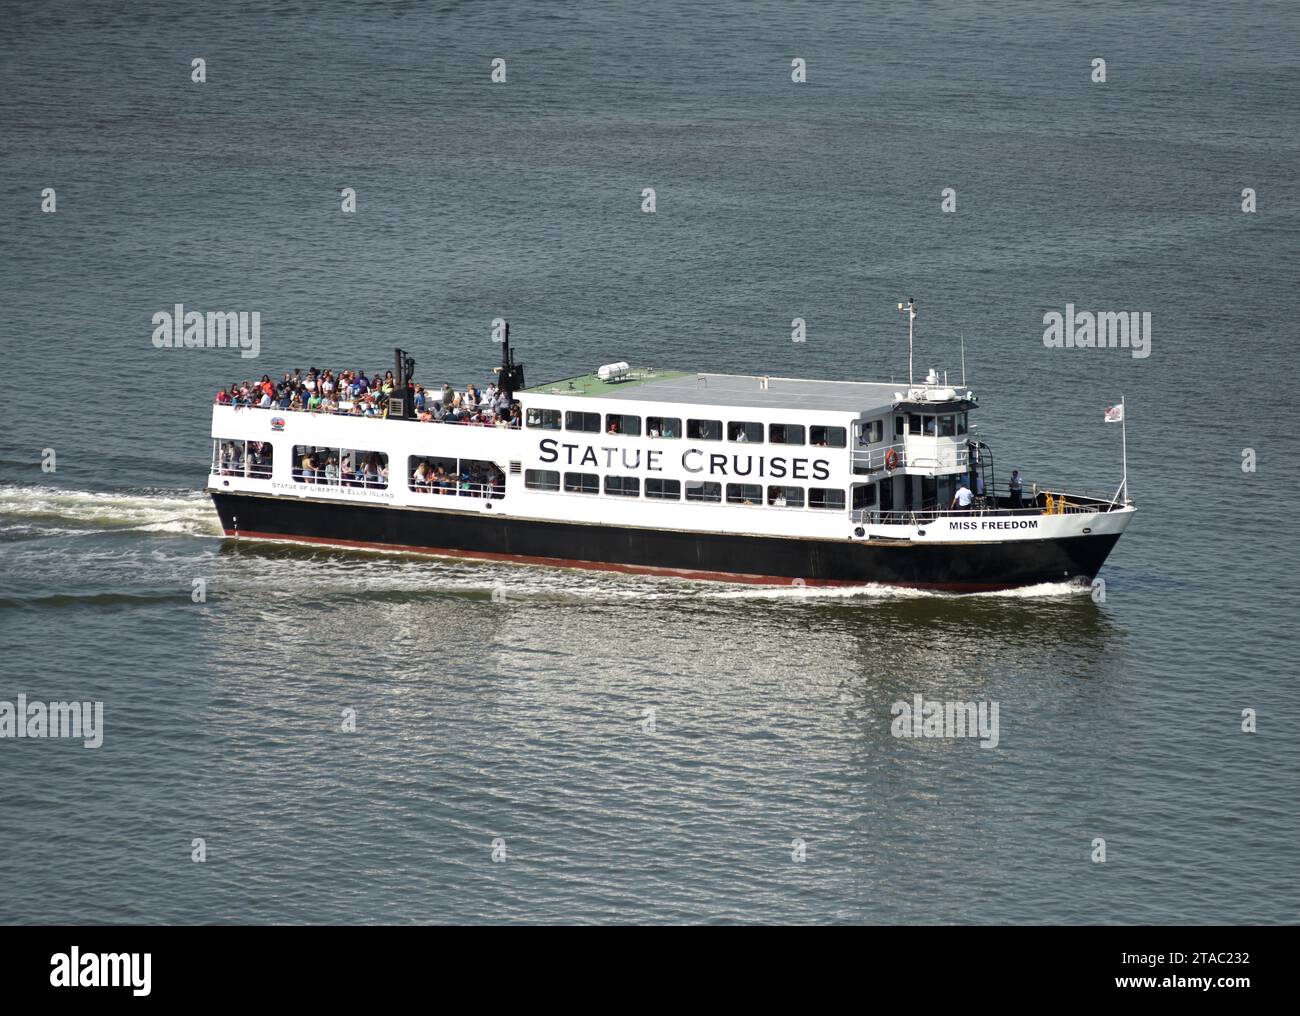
[408,455,505,499]
[292,445,390,488]
[526,409,848,447]
[898,412,969,438]
[523,470,846,509]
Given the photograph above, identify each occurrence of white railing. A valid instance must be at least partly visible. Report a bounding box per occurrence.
[851,442,906,473]
[854,440,979,474]
[222,400,522,428]
[291,471,389,490]
[408,481,504,500]
[852,493,1112,526]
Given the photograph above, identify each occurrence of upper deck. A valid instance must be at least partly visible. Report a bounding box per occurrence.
[523,368,911,415]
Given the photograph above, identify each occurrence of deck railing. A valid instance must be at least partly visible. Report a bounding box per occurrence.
[851,492,1123,526]
[220,400,521,428]
[851,441,980,474]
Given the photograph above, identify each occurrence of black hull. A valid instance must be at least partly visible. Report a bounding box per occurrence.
[209,491,1121,591]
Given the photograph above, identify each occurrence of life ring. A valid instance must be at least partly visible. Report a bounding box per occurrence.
[885,448,899,470]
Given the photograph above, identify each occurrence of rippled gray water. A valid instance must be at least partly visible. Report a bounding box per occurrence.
[1,1,1297,923]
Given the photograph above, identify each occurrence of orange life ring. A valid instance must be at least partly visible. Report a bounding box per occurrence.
[885,448,899,470]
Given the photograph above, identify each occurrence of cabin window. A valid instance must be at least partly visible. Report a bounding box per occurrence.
[908,413,922,435]
[923,416,938,436]
[810,425,846,448]
[605,413,641,437]
[645,478,681,500]
[687,419,721,441]
[604,475,640,497]
[525,469,560,492]
[896,415,906,437]
[940,415,956,437]
[213,439,244,475]
[769,423,805,445]
[767,485,804,508]
[921,475,938,506]
[809,487,846,510]
[408,455,457,493]
[647,416,680,438]
[852,483,877,510]
[213,439,273,478]
[956,413,968,436]
[728,421,763,443]
[565,411,601,433]
[292,445,329,483]
[409,456,503,498]
[685,480,722,502]
[564,472,600,494]
[726,483,763,505]
[526,408,561,430]
[346,449,389,489]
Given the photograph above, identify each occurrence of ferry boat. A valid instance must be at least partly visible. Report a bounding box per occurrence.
[207,331,1135,591]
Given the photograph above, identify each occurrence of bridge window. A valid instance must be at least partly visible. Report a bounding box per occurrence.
[767,485,804,508]
[646,478,681,500]
[604,475,640,497]
[810,425,846,448]
[896,415,906,437]
[564,472,600,494]
[769,423,805,445]
[565,411,601,433]
[647,416,680,438]
[908,413,922,435]
[957,413,968,436]
[687,419,721,441]
[726,483,763,504]
[526,408,561,430]
[728,421,763,443]
[940,414,956,437]
[809,487,846,510]
[685,480,721,502]
[858,420,883,444]
[605,413,641,436]
[525,469,560,492]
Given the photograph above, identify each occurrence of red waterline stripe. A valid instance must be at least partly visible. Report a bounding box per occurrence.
[221,528,1015,591]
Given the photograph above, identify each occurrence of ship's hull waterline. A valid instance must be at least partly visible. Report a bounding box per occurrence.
[210,491,1122,591]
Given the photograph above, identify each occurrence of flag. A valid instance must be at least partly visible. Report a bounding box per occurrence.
[1104,404,1124,423]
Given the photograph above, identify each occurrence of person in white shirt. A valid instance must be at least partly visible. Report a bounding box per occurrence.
[951,481,973,513]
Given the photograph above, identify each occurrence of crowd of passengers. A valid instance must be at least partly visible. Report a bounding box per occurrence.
[216,440,273,477]
[411,458,505,498]
[293,449,389,487]
[214,368,522,427]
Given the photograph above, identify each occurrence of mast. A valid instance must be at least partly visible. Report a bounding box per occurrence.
[898,297,916,385]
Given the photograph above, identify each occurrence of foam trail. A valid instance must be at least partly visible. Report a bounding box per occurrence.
[0,484,221,538]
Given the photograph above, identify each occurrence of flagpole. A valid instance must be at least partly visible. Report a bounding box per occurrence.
[1121,394,1128,503]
